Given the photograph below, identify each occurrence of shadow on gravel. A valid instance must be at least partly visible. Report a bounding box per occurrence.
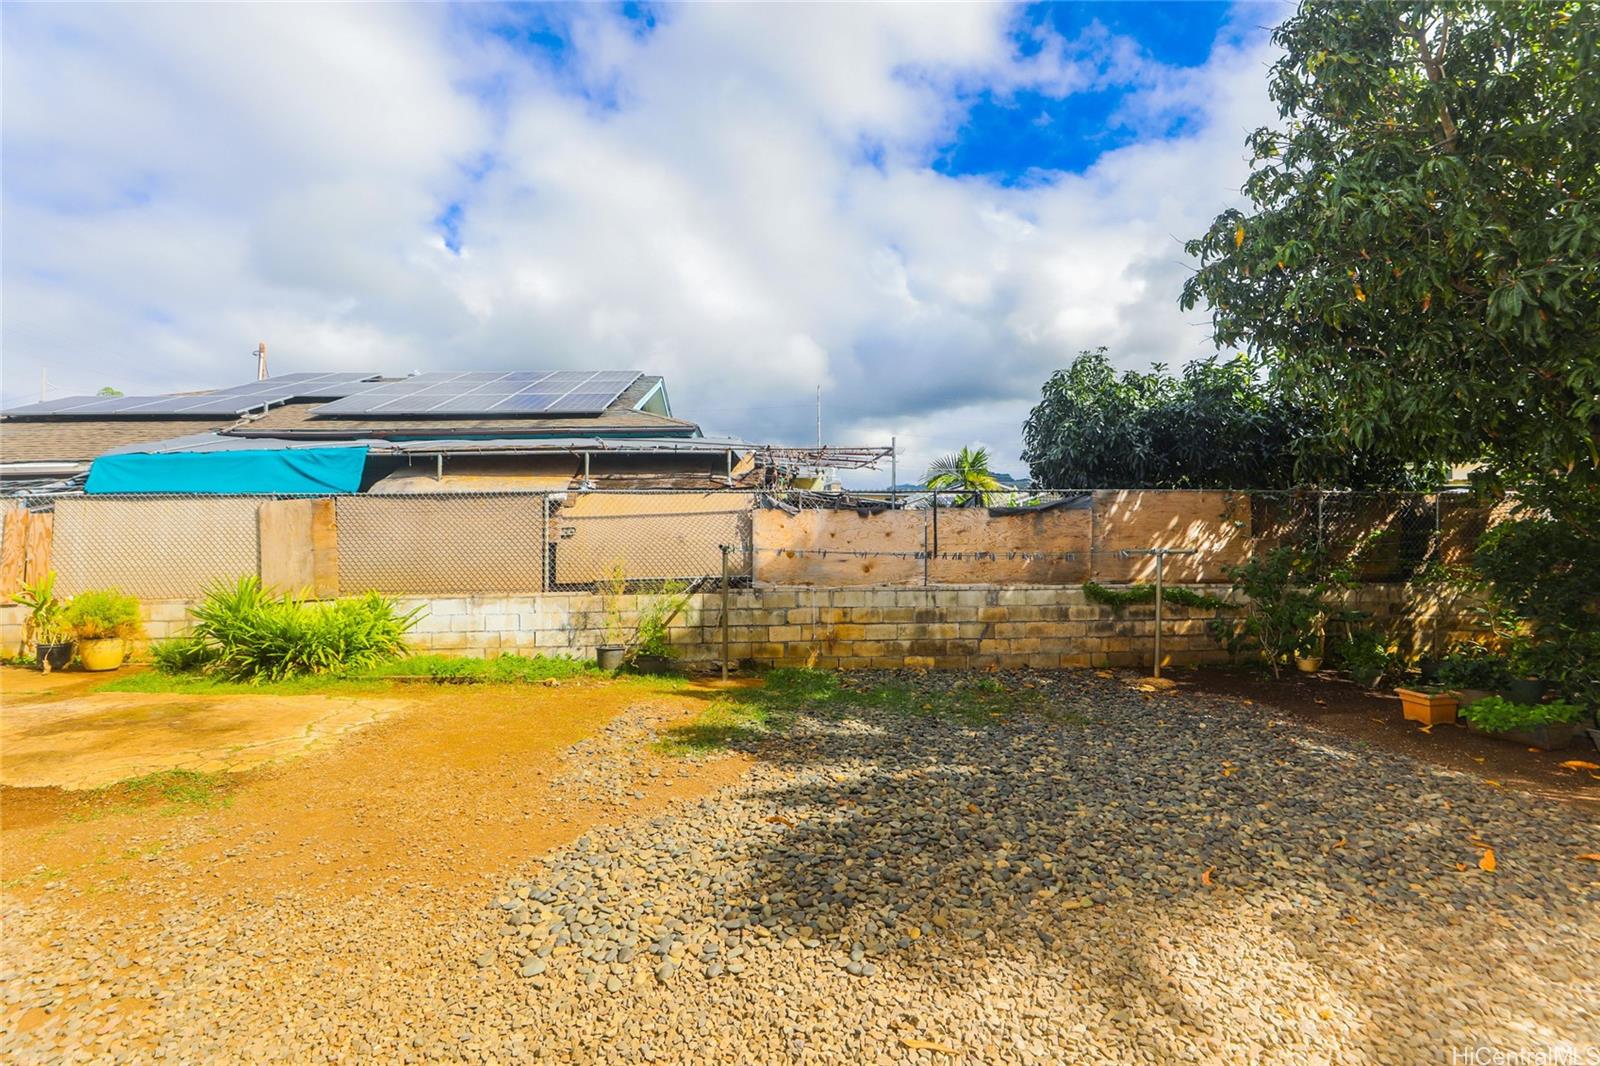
[675,668,1598,1053]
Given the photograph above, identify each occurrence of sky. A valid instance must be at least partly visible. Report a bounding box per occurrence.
[0,1,1288,485]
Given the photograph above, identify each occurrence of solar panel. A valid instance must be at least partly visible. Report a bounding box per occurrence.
[3,373,382,418]
[309,371,640,418]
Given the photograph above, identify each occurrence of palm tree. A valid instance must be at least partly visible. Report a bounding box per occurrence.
[923,446,1004,507]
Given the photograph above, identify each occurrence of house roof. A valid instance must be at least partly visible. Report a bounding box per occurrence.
[1,373,699,465]
[0,417,242,464]
[233,398,697,441]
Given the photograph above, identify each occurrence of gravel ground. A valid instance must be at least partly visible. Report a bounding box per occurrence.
[4,670,1597,1063]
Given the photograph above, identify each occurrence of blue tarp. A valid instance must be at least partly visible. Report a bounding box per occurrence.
[86,446,368,495]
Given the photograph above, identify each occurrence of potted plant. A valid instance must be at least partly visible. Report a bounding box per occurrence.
[14,572,74,671]
[1293,610,1327,673]
[628,580,690,674]
[1459,695,1588,751]
[1499,638,1548,706]
[1436,643,1511,707]
[1394,685,1459,726]
[1293,634,1323,673]
[594,564,628,671]
[64,588,143,671]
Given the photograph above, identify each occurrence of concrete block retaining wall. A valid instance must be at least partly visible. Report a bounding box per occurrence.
[0,584,1483,672]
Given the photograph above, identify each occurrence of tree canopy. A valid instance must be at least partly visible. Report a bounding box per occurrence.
[1180,0,1600,489]
[1020,349,1429,489]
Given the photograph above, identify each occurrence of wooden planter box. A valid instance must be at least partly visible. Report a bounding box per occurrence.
[1396,688,1459,726]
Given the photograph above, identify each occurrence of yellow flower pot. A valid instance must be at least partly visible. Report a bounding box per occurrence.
[78,637,127,672]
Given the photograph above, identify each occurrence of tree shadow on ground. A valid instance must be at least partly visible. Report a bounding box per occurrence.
[650,669,1599,1057]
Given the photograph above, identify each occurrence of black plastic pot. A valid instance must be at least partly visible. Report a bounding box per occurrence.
[1500,678,1548,706]
[595,645,626,671]
[35,641,74,671]
[629,653,676,675]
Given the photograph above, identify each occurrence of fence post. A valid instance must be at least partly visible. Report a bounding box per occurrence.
[720,544,731,681]
[1316,491,1325,553]
[1153,549,1164,679]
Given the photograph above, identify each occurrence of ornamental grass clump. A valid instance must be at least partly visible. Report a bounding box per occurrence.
[168,576,420,682]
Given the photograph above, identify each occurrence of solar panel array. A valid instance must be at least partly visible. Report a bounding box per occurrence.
[309,371,642,418]
[4,373,382,418]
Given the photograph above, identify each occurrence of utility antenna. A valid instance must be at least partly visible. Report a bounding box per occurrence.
[254,341,269,381]
[39,367,47,402]
[816,385,822,449]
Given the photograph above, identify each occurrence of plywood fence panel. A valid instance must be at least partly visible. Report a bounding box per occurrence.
[259,498,341,598]
[1091,490,1252,583]
[554,493,752,586]
[51,496,261,598]
[927,505,1090,585]
[24,512,53,585]
[1437,495,1501,567]
[259,499,318,595]
[0,507,26,601]
[753,507,924,586]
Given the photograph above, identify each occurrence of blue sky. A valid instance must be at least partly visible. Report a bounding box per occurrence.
[1,1,1280,482]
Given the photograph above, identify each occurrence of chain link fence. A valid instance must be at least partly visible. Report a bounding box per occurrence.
[30,487,1510,600]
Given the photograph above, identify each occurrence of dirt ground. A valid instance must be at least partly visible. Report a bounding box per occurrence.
[1165,666,1600,805]
[1,670,751,910]
[1,689,409,789]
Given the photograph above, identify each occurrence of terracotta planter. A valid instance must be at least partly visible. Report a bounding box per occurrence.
[1396,688,1458,726]
[77,637,127,672]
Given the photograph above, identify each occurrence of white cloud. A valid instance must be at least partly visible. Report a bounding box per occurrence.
[1,2,1283,484]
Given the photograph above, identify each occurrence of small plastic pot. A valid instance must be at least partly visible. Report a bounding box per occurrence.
[595,645,626,672]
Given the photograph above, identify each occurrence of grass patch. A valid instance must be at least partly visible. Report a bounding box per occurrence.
[654,668,1079,756]
[377,653,601,684]
[97,671,388,696]
[99,653,614,695]
[68,769,236,822]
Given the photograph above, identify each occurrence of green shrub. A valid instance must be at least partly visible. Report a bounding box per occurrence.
[1459,695,1588,733]
[1334,629,1403,686]
[1207,548,1352,677]
[150,634,215,674]
[1436,644,1512,691]
[64,588,143,640]
[633,580,691,658]
[184,577,421,682]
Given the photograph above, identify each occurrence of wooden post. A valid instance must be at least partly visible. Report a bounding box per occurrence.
[1153,549,1164,679]
[720,544,731,681]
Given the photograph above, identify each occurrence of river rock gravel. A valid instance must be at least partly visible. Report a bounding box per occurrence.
[3,669,1596,1063]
